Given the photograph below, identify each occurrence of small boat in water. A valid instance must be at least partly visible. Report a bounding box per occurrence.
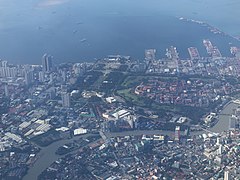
[80,38,87,43]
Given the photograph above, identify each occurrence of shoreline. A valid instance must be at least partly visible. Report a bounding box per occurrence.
[177,16,240,43]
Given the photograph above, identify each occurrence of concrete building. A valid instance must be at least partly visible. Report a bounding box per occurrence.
[175,126,180,141]
[42,53,53,72]
[39,71,45,82]
[25,70,34,85]
[0,67,18,77]
[73,63,86,75]
[73,128,87,136]
[106,97,117,104]
[62,92,70,107]
[224,171,230,180]
[48,87,56,99]
[145,49,156,62]
[4,84,9,97]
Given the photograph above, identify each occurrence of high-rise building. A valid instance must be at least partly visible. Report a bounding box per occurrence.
[216,137,220,146]
[0,67,17,78]
[25,70,34,85]
[224,171,230,180]
[175,126,180,141]
[218,145,223,155]
[61,92,70,107]
[42,54,53,72]
[38,71,45,82]
[1,60,8,67]
[49,87,56,99]
[4,84,9,97]
[49,73,54,83]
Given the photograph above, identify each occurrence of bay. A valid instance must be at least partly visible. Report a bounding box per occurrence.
[0,0,239,64]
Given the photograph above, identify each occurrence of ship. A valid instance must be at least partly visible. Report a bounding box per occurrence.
[80,38,87,43]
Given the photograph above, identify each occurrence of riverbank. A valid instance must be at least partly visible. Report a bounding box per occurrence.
[23,134,100,180]
[23,101,239,180]
[208,101,239,133]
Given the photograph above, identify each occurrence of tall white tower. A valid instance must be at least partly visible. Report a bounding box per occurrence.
[224,171,230,180]
[42,54,53,72]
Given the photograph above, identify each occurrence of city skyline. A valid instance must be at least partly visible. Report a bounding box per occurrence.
[1,1,240,180]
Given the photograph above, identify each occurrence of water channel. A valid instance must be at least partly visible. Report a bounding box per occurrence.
[23,134,98,180]
[23,102,239,180]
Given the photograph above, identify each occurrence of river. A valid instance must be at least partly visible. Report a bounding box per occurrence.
[208,101,239,133]
[23,134,99,180]
[23,101,239,179]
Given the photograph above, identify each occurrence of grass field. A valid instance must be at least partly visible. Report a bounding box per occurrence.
[117,88,146,106]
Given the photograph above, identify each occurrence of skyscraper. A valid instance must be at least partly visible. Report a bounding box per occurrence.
[25,70,34,86]
[175,126,180,142]
[4,83,9,97]
[62,92,70,107]
[42,54,53,72]
[224,171,230,180]
[49,87,56,100]
[38,71,45,82]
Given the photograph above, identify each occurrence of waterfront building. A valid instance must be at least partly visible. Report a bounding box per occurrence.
[188,47,200,60]
[0,60,8,67]
[145,49,156,62]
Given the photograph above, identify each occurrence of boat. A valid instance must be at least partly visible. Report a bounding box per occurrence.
[80,38,87,43]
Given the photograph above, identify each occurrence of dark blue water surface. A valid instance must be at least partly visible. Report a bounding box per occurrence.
[0,0,240,64]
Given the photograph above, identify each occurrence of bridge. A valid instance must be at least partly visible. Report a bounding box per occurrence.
[218,113,231,116]
[200,127,219,136]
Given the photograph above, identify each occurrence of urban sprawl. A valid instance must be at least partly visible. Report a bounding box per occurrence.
[1,39,240,179]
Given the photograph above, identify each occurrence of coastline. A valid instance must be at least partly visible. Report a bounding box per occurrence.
[177,16,240,43]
